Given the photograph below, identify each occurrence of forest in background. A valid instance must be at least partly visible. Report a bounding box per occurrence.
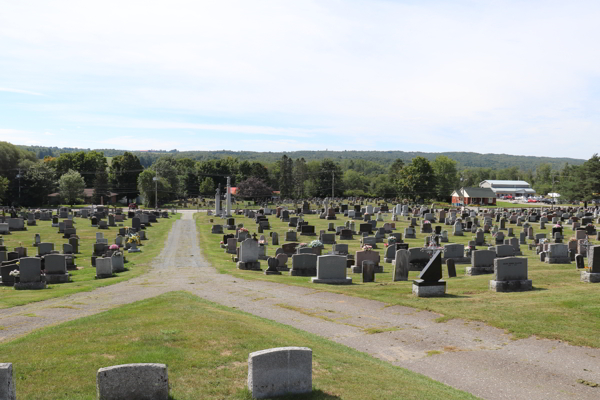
[18,146,585,170]
[2,142,597,207]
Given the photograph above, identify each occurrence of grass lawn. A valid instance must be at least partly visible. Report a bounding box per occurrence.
[0,291,480,400]
[195,210,600,348]
[0,213,181,309]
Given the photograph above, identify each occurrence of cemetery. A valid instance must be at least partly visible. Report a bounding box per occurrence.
[0,206,180,307]
[197,197,600,349]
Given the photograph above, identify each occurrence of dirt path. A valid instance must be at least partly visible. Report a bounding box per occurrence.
[1,211,599,400]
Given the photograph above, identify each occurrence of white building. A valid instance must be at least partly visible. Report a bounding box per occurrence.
[479,180,536,198]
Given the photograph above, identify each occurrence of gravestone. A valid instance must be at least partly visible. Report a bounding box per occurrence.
[96,257,113,278]
[247,347,312,399]
[97,363,169,400]
[453,221,463,236]
[393,249,409,281]
[285,231,297,242]
[37,242,54,256]
[545,243,570,264]
[311,255,351,284]
[271,232,279,246]
[362,260,375,282]
[443,243,465,261]
[0,363,15,400]
[15,257,46,290]
[412,250,446,297]
[466,250,496,275]
[265,257,281,275]
[237,239,261,270]
[446,259,456,278]
[290,253,317,276]
[353,250,381,274]
[581,245,600,282]
[404,227,416,239]
[275,253,289,271]
[384,243,397,263]
[211,225,224,234]
[490,257,532,292]
[44,254,69,283]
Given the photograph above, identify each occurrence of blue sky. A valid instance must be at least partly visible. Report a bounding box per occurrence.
[1,0,598,159]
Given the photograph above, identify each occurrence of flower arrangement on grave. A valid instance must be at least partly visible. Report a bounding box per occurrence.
[297,243,308,248]
[127,234,141,245]
[109,244,119,250]
[220,241,224,244]
[554,224,562,228]
[362,244,373,251]
[423,220,431,224]
[9,269,19,277]
[569,237,577,242]
[239,227,249,233]
[386,237,397,247]
[288,228,294,232]
[258,239,266,245]
[308,240,322,248]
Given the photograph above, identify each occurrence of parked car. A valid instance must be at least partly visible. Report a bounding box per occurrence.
[504,195,514,200]
[128,203,138,209]
[527,198,538,203]
[541,199,556,204]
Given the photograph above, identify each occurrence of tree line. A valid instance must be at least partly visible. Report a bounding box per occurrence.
[1,141,598,207]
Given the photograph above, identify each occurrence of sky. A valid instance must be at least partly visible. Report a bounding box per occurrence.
[0,0,599,159]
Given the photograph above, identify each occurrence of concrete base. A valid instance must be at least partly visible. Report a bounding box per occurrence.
[45,274,70,284]
[442,257,471,264]
[489,279,532,292]
[453,232,463,236]
[412,280,446,297]
[545,257,570,264]
[580,271,600,283]
[264,270,281,275]
[311,277,352,284]
[96,274,115,279]
[14,281,47,290]
[237,261,261,271]
[384,258,393,263]
[289,269,316,277]
[351,266,362,273]
[465,266,494,276]
[276,266,290,272]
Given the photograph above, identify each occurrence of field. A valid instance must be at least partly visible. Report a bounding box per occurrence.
[195,206,600,348]
[0,212,180,308]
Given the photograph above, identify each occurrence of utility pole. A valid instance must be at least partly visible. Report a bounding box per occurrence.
[331,170,335,198]
[153,170,159,209]
[17,169,22,199]
[551,175,558,210]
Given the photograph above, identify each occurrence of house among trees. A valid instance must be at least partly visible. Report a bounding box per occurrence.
[451,187,497,206]
[479,180,536,198]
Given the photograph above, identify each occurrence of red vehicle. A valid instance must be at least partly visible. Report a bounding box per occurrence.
[527,198,538,203]
[504,195,513,200]
[128,203,138,209]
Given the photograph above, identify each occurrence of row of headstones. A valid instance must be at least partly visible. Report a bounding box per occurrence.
[0,346,315,400]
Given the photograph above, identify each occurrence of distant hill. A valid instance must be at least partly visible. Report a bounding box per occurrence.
[18,146,585,170]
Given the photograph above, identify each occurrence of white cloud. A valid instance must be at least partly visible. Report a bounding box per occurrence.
[0,87,44,96]
[1,1,599,158]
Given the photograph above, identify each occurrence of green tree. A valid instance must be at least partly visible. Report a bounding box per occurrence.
[0,176,9,203]
[21,162,56,206]
[198,177,215,195]
[236,177,273,199]
[343,170,369,194]
[278,155,294,198]
[92,170,110,204]
[396,156,436,202]
[432,155,459,201]
[137,169,170,208]
[59,170,85,205]
[369,174,395,198]
[293,158,308,198]
[110,152,143,203]
[315,159,344,197]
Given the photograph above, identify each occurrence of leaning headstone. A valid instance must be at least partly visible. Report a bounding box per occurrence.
[489,257,532,292]
[97,363,169,400]
[446,259,456,278]
[0,363,16,400]
[247,347,312,399]
[412,250,446,297]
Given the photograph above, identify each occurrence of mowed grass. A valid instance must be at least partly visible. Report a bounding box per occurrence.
[195,208,600,348]
[0,213,181,308]
[0,291,480,400]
